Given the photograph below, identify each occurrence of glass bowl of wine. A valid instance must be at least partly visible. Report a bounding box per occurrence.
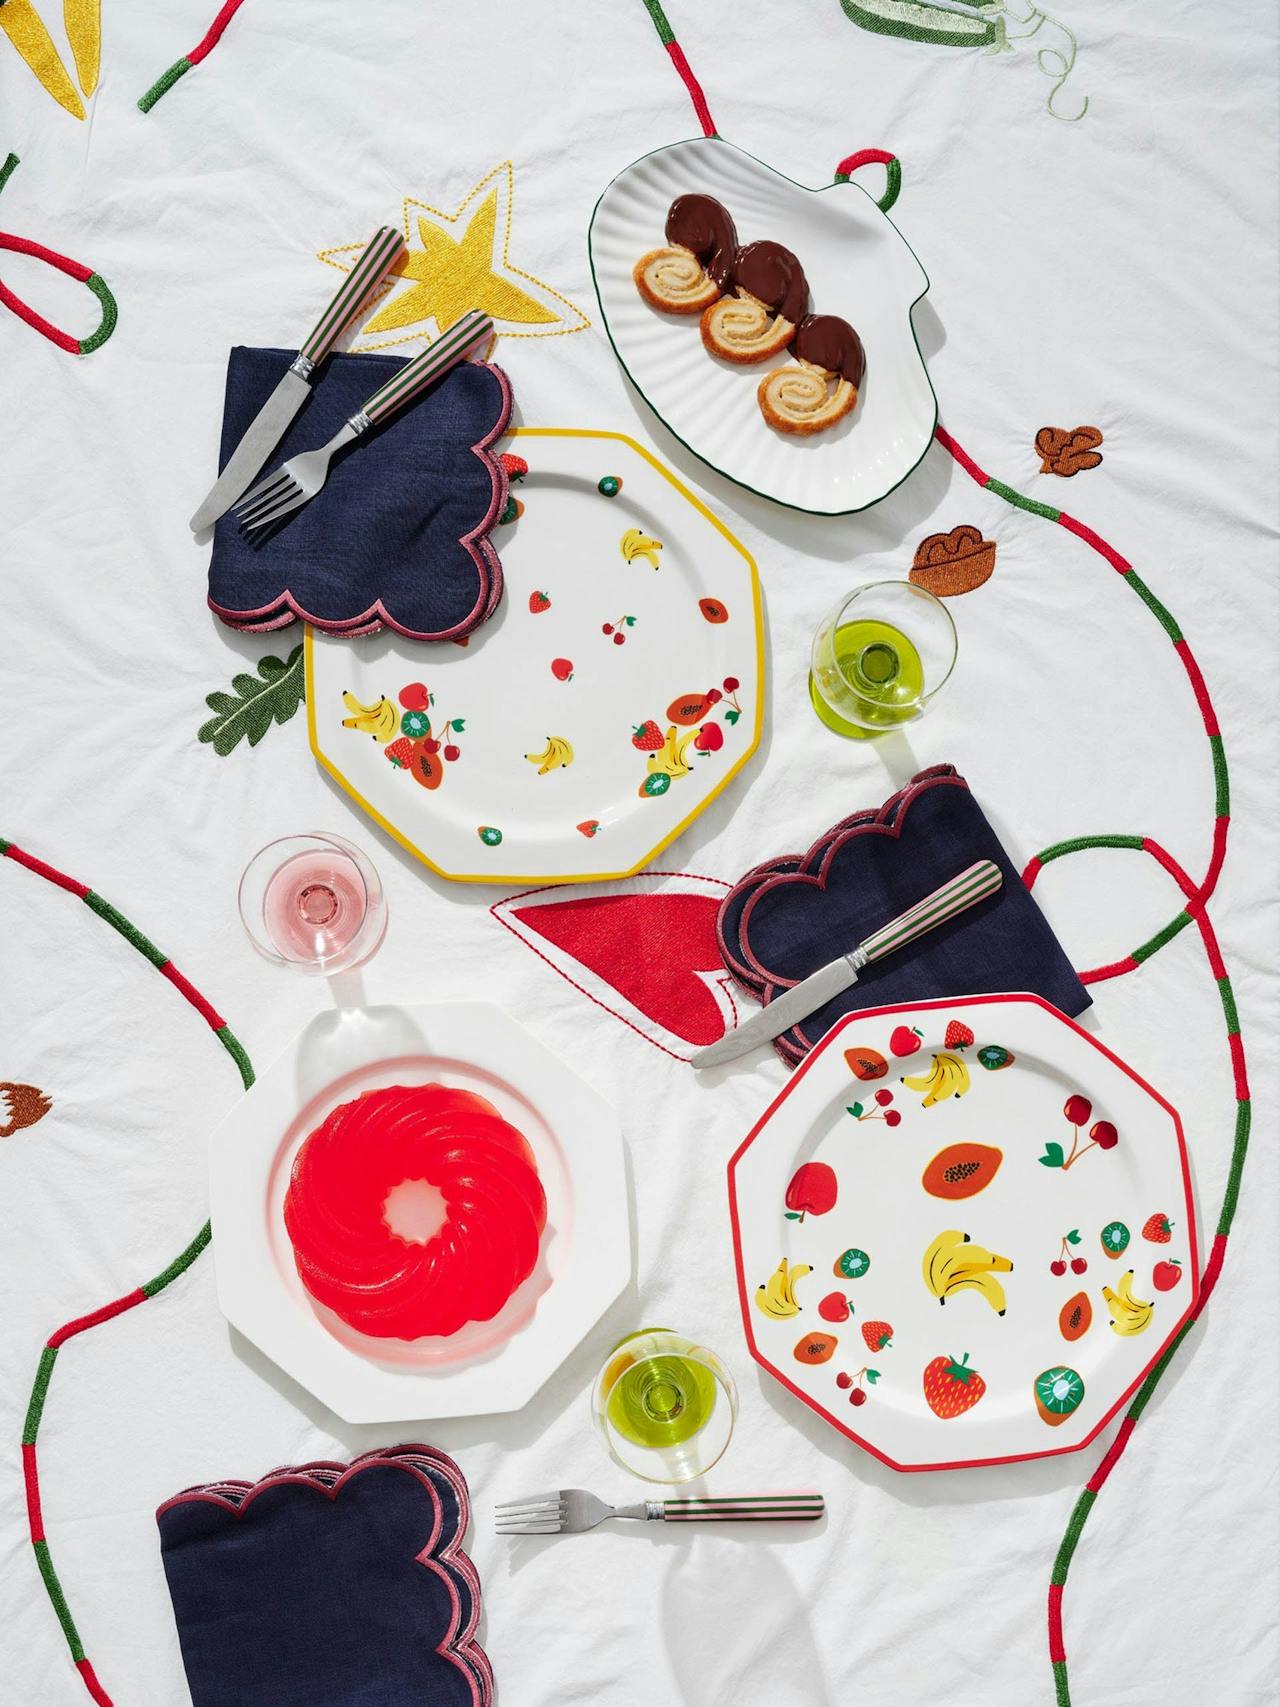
[238,832,387,975]
[591,1328,738,1483]
[809,579,958,737]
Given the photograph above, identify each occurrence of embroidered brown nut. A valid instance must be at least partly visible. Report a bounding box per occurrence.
[907,524,997,597]
[1036,425,1104,477]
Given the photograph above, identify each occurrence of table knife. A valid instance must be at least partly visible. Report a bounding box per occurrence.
[189,225,407,532]
[691,859,1003,1069]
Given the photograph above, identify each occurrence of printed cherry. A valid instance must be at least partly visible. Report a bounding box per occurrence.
[884,1110,902,1128]
[1063,1094,1093,1126]
[613,632,626,646]
[443,745,461,763]
[836,1371,853,1390]
[849,1387,868,1407]
[723,676,740,692]
[1152,1258,1182,1291]
[602,623,613,635]
[874,1088,893,1106]
[423,738,441,755]
[1090,1121,1119,1151]
[1050,1259,1067,1277]
[890,1025,923,1057]
[398,683,430,712]
[1070,1257,1088,1275]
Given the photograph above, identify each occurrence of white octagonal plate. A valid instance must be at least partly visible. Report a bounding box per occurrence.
[590,136,937,514]
[307,427,763,885]
[209,1002,631,1423]
[729,995,1199,1471]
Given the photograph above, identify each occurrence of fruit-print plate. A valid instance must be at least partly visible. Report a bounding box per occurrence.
[589,135,937,515]
[208,1002,631,1423]
[306,428,763,884]
[728,994,1199,1471]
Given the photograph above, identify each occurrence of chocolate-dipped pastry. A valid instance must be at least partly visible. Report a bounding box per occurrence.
[791,314,866,388]
[700,239,809,365]
[634,194,739,315]
[664,194,739,291]
[729,241,809,326]
[758,312,866,438]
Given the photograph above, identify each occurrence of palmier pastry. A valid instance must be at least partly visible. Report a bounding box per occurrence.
[634,193,739,314]
[701,240,808,363]
[757,314,865,436]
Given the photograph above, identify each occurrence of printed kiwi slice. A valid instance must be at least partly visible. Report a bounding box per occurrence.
[1034,1366,1085,1426]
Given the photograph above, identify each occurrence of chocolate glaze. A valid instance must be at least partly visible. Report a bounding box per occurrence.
[792,314,866,386]
[664,195,739,290]
[730,240,809,324]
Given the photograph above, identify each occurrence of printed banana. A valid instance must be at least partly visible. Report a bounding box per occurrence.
[1102,1269,1154,1336]
[922,1228,1013,1315]
[903,1050,971,1107]
[647,725,697,779]
[754,1258,813,1321]
[341,692,400,743]
[620,527,663,570]
[524,735,574,775]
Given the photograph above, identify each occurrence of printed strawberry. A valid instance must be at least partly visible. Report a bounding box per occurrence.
[922,1351,986,1419]
[384,736,416,769]
[632,720,664,751]
[1142,1213,1174,1243]
[862,1320,894,1353]
[499,452,528,482]
[944,1020,974,1050]
[576,820,601,838]
[529,590,552,614]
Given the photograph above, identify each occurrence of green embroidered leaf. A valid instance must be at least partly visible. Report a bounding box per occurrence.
[1039,1142,1066,1169]
[198,644,305,757]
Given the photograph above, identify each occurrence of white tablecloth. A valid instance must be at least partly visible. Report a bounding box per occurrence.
[2,2,1277,1702]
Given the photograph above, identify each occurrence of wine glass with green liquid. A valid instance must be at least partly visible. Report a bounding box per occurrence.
[809,580,958,738]
[591,1329,737,1483]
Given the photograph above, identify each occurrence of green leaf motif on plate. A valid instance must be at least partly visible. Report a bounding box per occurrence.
[1038,1141,1066,1169]
[198,644,305,757]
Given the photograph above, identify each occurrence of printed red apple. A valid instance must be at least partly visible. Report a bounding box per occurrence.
[398,682,430,712]
[818,1291,852,1323]
[890,1026,923,1057]
[551,658,574,682]
[1152,1259,1182,1291]
[694,723,723,753]
[784,1161,837,1221]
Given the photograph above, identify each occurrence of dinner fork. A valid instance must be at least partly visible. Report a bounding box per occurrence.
[495,1490,824,1534]
[234,309,493,533]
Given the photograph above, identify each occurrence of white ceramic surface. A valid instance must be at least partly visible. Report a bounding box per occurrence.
[307,428,763,884]
[209,1002,631,1422]
[589,136,936,514]
[729,995,1198,1470]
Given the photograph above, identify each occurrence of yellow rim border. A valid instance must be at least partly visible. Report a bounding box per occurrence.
[305,426,766,886]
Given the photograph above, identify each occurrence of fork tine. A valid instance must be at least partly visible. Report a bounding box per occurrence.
[495,1519,563,1534]
[237,480,298,526]
[233,469,291,515]
[495,1493,563,1513]
[240,487,305,532]
[494,1504,564,1523]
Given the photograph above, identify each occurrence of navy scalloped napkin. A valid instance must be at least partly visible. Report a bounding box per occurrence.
[717,765,1089,1063]
[206,346,511,641]
[157,1446,490,1707]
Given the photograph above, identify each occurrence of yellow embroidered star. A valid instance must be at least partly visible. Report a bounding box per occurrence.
[318,162,590,351]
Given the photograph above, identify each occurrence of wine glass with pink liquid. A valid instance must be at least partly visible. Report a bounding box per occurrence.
[238,833,387,975]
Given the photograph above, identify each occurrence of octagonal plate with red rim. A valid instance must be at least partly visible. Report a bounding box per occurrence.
[728,994,1199,1471]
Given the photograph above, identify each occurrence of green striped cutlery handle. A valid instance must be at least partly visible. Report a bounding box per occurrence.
[656,1494,825,1522]
[358,311,493,426]
[859,859,1002,965]
[298,225,406,366]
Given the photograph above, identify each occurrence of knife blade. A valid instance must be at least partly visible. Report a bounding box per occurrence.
[691,859,1003,1069]
[189,224,407,532]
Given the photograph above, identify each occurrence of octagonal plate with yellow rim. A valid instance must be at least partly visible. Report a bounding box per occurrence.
[306,427,763,884]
